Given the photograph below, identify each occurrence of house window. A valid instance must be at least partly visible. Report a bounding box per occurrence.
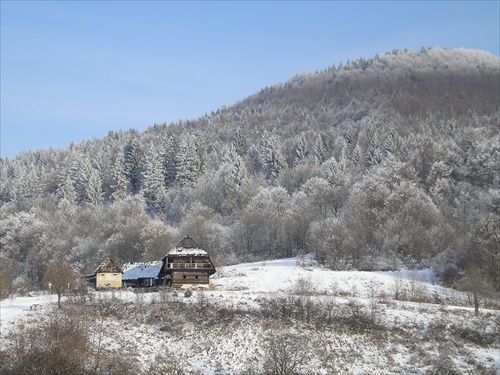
[183,275,186,279]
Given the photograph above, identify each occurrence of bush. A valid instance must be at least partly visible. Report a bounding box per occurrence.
[148,351,186,375]
[1,304,139,375]
[263,330,310,375]
[0,272,11,299]
[2,308,90,375]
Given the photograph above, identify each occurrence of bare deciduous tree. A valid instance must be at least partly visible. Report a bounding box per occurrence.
[263,330,309,375]
[42,252,75,308]
[461,263,492,315]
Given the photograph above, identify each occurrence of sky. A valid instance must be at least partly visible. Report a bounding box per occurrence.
[1,1,499,159]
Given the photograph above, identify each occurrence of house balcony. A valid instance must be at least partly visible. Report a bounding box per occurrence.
[167,263,214,270]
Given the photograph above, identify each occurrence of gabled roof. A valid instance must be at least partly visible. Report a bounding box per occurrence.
[95,258,122,274]
[122,261,162,280]
[163,236,208,258]
[176,236,199,249]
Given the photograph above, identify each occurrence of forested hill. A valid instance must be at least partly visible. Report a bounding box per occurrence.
[1,46,499,295]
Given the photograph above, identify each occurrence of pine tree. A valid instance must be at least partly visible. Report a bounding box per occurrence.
[163,136,179,187]
[294,133,308,167]
[142,145,167,213]
[73,156,93,203]
[384,129,400,156]
[342,129,358,163]
[233,127,248,156]
[177,134,203,186]
[124,141,144,194]
[246,144,262,174]
[326,157,347,187]
[230,152,248,188]
[57,175,78,207]
[111,154,129,201]
[351,145,363,166]
[366,133,383,166]
[15,166,42,202]
[313,135,328,166]
[259,132,285,181]
[85,169,103,207]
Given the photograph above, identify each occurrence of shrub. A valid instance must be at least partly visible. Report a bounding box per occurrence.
[262,330,310,375]
[1,304,140,375]
[293,276,315,295]
[2,308,90,375]
[148,350,186,375]
[0,272,11,299]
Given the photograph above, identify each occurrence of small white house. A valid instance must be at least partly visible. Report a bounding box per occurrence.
[94,258,122,289]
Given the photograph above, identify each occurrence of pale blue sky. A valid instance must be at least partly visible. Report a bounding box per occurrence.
[1,1,499,158]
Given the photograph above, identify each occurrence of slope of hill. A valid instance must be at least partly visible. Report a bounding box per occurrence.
[1,258,499,374]
[0,46,499,299]
[237,47,499,121]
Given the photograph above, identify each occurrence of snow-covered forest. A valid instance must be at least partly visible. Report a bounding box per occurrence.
[1,46,499,297]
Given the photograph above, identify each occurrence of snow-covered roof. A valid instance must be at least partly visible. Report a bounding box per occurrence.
[163,236,210,258]
[167,247,208,257]
[95,258,122,274]
[122,261,162,280]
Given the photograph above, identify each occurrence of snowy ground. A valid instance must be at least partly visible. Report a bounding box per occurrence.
[1,293,54,335]
[1,257,499,374]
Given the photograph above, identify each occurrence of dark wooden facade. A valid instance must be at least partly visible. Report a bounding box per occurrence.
[160,236,216,289]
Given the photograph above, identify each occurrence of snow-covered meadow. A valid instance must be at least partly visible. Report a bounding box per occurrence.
[1,258,498,374]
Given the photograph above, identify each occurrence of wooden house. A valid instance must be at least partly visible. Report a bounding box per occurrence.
[122,261,162,288]
[94,258,122,289]
[160,236,216,289]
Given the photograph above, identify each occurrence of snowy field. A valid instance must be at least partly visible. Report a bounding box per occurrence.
[1,257,499,374]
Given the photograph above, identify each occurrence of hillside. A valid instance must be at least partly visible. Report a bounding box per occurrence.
[238,47,499,121]
[0,46,499,299]
[1,258,499,374]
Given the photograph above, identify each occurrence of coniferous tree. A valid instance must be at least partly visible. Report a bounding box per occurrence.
[110,154,129,201]
[259,132,285,181]
[313,135,328,166]
[72,155,93,203]
[142,145,167,214]
[85,169,104,207]
[233,127,248,156]
[57,175,78,208]
[351,145,363,167]
[384,129,400,156]
[177,134,203,186]
[124,141,144,194]
[294,134,308,167]
[366,133,383,166]
[163,136,179,187]
[325,157,350,216]
[246,144,262,175]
